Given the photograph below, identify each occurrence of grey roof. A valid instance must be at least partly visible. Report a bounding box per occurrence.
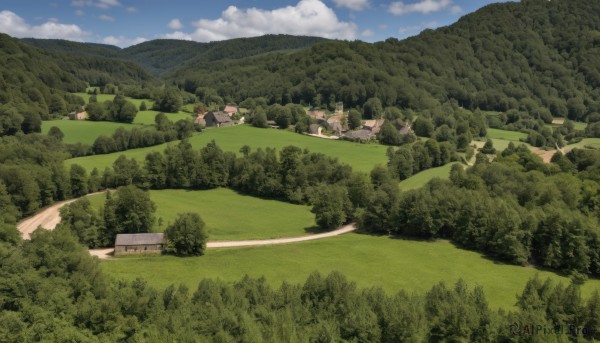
[209,111,232,123]
[399,125,413,136]
[344,129,373,140]
[115,233,164,246]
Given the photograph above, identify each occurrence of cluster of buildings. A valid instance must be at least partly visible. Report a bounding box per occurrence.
[195,105,243,127]
[307,103,412,142]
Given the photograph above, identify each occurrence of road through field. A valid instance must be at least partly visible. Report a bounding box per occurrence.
[17,192,357,259]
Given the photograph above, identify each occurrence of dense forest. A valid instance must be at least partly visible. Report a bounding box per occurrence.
[165,0,600,123]
[24,35,328,76]
[0,226,599,341]
[1,0,600,340]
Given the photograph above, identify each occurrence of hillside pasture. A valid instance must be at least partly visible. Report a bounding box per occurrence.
[399,163,456,191]
[486,128,527,141]
[568,138,600,150]
[87,188,316,240]
[42,120,136,145]
[101,233,600,311]
[66,125,390,173]
[74,92,193,125]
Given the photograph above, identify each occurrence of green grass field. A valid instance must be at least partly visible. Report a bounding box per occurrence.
[567,138,600,150]
[487,128,528,141]
[101,233,600,310]
[87,189,316,240]
[73,92,154,109]
[66,125,390,173]
[73,93,193,125]
[42,120,137,145]
[399,163,456,191]
[133,110,193,125]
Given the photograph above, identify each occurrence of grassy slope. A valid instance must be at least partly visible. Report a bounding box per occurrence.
[88,189,316,240]
[41,120,136,145]
[487,128,528,141]
[66,125,390,173]
[73,93,193,125]
[568,138,600,149]
[101,233,600,310]
[399,163,457,191]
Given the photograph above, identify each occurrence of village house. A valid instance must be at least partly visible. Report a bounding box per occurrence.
[223,105,238,116]
[307,109,326,121]
[309,124,322,135]
[114,233,164,255]
[399,123,413,136]
[204,111,234,127]
[343,129,374,142]
[363,119,385,134]
[69,111,88,120]
[195,113,206,127]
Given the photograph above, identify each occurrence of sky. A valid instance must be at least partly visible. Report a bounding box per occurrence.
[0,0,511,47]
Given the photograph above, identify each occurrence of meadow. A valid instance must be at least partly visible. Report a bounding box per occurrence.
[66,125,390,173]
[486,128,527,141]
[73,92,194,125]
[87,188,316,240]
[101,233,600,310]
[568,138,600,150]
[399,163,456,191]
[41,120,137,145]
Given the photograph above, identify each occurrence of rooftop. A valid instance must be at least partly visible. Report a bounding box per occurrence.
[115,233,164,246]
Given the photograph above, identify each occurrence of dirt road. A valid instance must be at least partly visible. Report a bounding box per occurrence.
[17,191,107,239]
[17,193,357,259]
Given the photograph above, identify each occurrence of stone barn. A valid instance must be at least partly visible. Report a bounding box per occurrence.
[114,233,164,255]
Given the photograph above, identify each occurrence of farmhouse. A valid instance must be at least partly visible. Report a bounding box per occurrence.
[399,123,413,136]
[307,109,326,120]
[309,124,322,135]
[114,233,164,255]
[204,111,233,127]
[223,105,238,116]
[70,111,88,120]
[344,129,374,142]
[363,119,385,134]
[195,113,206,127]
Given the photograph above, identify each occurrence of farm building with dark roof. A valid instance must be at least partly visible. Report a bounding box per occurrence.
[114,233,164,255]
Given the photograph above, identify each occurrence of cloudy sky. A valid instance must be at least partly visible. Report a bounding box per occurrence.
[0,0,509,47]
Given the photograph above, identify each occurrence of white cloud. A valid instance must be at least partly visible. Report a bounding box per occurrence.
[161,31,193,41]
[71,0,121,9]
[168,18,183,30]
[0,10,90,40]
[173,0,355,42]
[98,14,115,21]
[126,7,137,13]
[389,0,452,16]
[361,29,374,37]
[75,10,85,16]
[96,0,121,9]
[332,0,369,11]
[450,5,463,14]
[378,24,388,30]
[398,20,438,34]
[102,35,146,47]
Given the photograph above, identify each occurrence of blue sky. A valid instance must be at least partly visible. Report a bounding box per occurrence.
[0,0,511,47]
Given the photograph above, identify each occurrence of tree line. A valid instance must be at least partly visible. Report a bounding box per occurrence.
[169,1,600,123]
[361,143,600,278]
[0,227,598,341]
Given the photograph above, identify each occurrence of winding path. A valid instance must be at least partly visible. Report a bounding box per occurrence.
[17,192,357,259]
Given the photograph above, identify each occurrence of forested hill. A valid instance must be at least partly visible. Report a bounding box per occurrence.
[167,0,600,121]
[23,35,328,76]
[0,33,156,123]
[22,38,121,58]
